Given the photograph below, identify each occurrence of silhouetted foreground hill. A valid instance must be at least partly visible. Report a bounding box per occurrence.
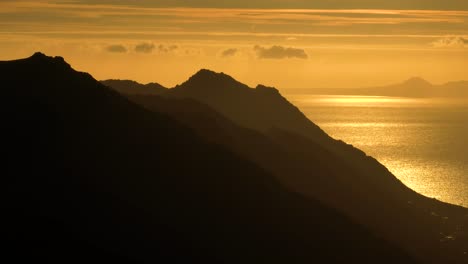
[2,53,418,263]
[297,77,468,98]
[105,71,468,264]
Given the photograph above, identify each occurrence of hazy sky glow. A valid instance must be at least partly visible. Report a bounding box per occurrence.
[1,0,467,88]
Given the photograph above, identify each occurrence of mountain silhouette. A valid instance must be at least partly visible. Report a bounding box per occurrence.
[164,69,328,139]
[301,77,468,98]
[438,80,468,97]
[403,77,432,87]
[105,70,468,264]
[361,77,436,97]
[2,52,420,263]
[101,79,167,95]
[374,77,468,97]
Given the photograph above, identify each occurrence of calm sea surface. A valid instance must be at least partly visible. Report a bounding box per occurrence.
[286,95,468,208]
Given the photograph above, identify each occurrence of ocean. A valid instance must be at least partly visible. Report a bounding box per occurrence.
[285,94,468,208]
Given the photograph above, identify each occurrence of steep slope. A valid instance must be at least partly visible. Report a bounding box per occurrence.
[115,70,468,264]
[1,53,417,264]
[129,94,468,264]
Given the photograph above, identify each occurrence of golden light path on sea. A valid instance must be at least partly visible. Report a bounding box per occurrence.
[287,94,468,207]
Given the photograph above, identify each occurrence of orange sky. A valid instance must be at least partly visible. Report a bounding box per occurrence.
[1,0,467,89]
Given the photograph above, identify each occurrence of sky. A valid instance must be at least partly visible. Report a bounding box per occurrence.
[1,0,467,89]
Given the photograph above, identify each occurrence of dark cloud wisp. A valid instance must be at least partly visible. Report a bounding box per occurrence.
[254,45,308,59]
[106,44,127,53]
[159,44,178,53]
[221,48,238,57]
[74,0,468,10]
[135,42,156,53]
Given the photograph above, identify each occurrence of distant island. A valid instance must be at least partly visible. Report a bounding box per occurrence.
[290,77,468,98]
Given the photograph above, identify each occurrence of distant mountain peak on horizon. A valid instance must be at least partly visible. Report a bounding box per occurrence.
[401,77,432,87]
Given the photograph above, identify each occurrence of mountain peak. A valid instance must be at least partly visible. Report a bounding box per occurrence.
[190,69,232,82]
[194,68,218,76]
[27,52,71,69]
[402,77,432,87]
[178,69,250,91]
[31,52,47,59]
[255,84,280,95]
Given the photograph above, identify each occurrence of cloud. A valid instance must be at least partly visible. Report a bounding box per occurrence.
[158,44,178,53]
[106,44,127,53]
[221,48,238,57]
[254,45,308,59]
[432,36,468,48]
[182,48,201,56]
[135,42,156,53]
[61,1,468,10]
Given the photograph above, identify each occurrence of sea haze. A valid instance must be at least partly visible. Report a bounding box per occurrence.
[286,94,468,207]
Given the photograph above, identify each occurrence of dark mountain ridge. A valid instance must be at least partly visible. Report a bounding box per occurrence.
[101,79,167,95]
[3,52,418,263]
[167,69,328,139]
[105,69,468,264]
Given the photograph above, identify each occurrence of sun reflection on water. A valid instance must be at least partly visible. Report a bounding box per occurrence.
[317,95,416,105]
[287,94,468,207]
[294,95,422,107]
[381,159,468,206]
